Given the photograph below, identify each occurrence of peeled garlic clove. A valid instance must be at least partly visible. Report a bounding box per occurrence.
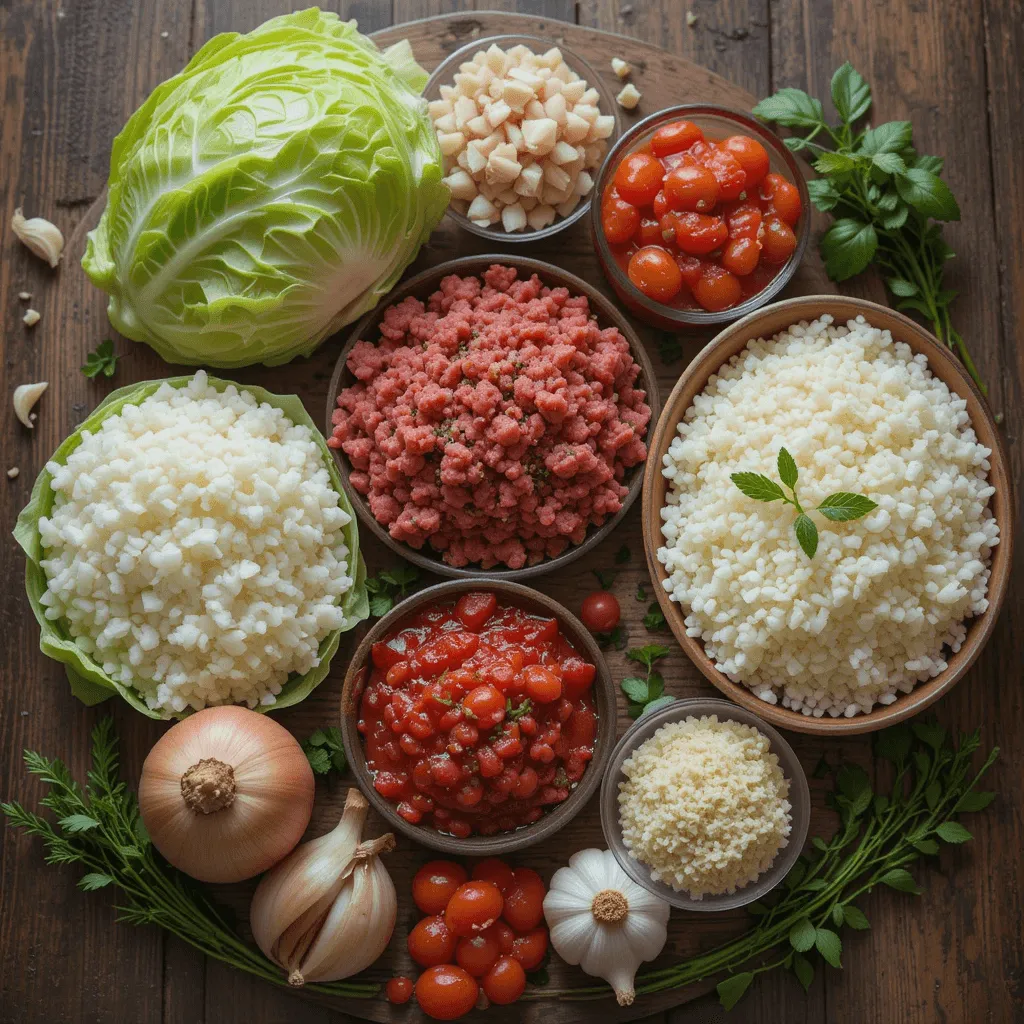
[13,382,48,428]
[12,209,64,267]
[23,309,40,327]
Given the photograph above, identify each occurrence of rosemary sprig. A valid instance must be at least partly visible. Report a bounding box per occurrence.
[528,721,997,1009]
[1,719,378,999]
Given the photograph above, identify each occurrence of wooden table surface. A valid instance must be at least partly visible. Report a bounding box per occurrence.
[2,2,1022,1023]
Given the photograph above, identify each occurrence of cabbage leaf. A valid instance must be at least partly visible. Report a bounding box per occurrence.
[14,376,369,720]
[83,9,448,368]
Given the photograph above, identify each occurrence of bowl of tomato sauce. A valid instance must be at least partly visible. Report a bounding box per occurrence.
[340,580,616,854]
[591,104,810,330]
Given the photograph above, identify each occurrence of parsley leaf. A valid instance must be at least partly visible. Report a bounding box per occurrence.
[595,624,626,651]
[365,563,420,617]
[300,726,347,778]
[592,568,617,589]
[81,340,120,379]
[635,583,647,602]
[643,602,667,631]
[614,544,631,564]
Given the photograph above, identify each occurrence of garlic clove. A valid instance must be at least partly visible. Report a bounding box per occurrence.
[13,382,47,428]
[12,209,64,267]
[23,309,41,327]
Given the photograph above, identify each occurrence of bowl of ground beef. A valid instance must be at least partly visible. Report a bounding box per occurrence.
[326,256,658,577]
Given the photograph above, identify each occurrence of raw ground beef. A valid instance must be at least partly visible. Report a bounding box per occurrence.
[328,265,651,569]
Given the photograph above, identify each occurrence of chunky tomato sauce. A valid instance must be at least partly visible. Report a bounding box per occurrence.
[357,592,598,839]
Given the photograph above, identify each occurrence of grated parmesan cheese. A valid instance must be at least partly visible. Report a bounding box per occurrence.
[617,715,791,898]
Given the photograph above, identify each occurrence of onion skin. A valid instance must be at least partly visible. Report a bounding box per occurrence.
[139,706,314,883]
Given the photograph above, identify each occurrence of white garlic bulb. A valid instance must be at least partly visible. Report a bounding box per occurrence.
[543,848,670,1005]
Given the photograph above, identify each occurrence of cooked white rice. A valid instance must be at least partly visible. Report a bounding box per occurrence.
[38,371,353,715]
[657,315,999,718]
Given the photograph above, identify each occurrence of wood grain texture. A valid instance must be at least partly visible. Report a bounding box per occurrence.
[0,3,1020,1024]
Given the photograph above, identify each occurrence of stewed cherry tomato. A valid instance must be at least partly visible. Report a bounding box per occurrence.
[627,246,682,302]
[462,684,505,727]
[445,881,504,936]
[721,135,770,185]
[412,860,469,915]
[408,914,457,967]
[650,119,704,156]
[521,664,562,704]
[502,868,546,932]
[415,965,479,1021]
[386,977,414,1004]
[455,591,497,631]
[510,927,549,970]
[637,218,664,246]
[613,151,665,206]
[601,194,640,244]
[481,920,516,954]
[721,236,761,276]
[482,955,527,1005]
[664,164,719,212]
[761,216,798,264]
[674,213,729,256]
[580,590,621,632]
[472,858,516,895]
[693,264,742,312]
[455,931,502,977]
[675,254,704,288]
[761,172,802,225]
[723,200,763,240]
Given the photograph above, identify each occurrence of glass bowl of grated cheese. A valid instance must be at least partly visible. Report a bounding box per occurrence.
[600,697,810,911]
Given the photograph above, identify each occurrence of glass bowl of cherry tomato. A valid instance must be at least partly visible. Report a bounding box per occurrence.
[340,579,616,856]
[591,104,811,329]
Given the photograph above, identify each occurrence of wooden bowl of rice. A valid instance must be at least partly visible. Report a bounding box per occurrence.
[642,295,1013,735]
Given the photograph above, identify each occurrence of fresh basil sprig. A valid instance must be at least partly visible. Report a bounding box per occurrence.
[753,63,984,392]
[731,447,877,558]
[620,644,673,718]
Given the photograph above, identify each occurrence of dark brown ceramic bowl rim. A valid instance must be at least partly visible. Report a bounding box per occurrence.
[339,578,617,854]
[325,254,660,580]
[590,103,812,327]
[641,294,1014,735]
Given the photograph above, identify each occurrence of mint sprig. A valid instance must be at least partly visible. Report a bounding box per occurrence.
[731,447,878,559]
[365,563,420,617]
[621,644,673,718]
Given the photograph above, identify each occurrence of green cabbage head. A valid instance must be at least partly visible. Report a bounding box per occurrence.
[83,8,449,368]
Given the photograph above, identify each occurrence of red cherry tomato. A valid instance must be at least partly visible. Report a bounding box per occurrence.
[481,920,516,954]
[521,664,562,704]
[502,868,546,932]
[701,146,747,200]
[408,914,457,967]
[721,236,761,276]
[721,135,770,186]
[455,591,497,631]
[472,858,516,895]
[445,881,504,936]
[652,189,669,216]
[693,265,743,312]
[510,927,549,970]
[723,200,763,240]
[675,254,704,288]
[456,931,502,977]
[482,955,527,1006]
[664,163,720,212]
[412,860,469,915]
[386,977,414,1004]
[601,195,640,244]
[613,151,665,206]
[415,965,479,1021]
[462,684,505,726]
[628,246,683,302]
[761,216,798,263]
[650,119,705,156]
[673,213,729,256]
[638,217,664,246]
[761,172,803,225]
[580,591,621,632]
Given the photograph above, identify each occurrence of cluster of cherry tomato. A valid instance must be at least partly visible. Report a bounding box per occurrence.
[387,858,549,1019]
[600,119,802,312]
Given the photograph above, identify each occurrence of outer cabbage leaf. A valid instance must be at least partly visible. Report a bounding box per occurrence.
[14,376,368,720]
[82,8,448,368]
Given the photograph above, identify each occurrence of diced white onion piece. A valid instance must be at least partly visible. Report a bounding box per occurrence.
[553,62,574,84]
[485,44,507,75]
[514,162,544,197]
[444,169,478,201]
[466,114,491,137]
[507,66,543,90]
[504,121,524,150]
[453,95,478,130]
[589,115,616,141]
[521,117,558,155]
[581,87,600,106]
[616,83,641,110]
[502,78,535,110]
[486,154,522,185]
[477,132,503,157]
[541,77,563,100]
[573,170,595,196]
[542,161,571,191]
[573,103,599,125]
[562,111,591,145]
[557,193,581,217]
[561,79,586,104]
[541,47,563,67]
[543,92,568,125]
[456,150,471,171]
[465,143,488,176]
[498,187,520,206]
[527,203,557,230]
[434,112,457,133]
[471,218,492,228]
[550,140,579,165]
[439,84,455,101]
[451,198,469,215]
[486,99,512,127]
[488,78,504,99]
[584,142,606,165]
[524,98,545,119]
[520,195,538,211]
[611,57,632,78]
[467,194,498,221]
[438,131,467,156]
[428,99,453,118]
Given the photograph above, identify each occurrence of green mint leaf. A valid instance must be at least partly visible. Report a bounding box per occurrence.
[753,88,825,128]
[802,879,829,892]
[304,747,332,775]
[816,492,878,521]
[731,472,786,503]
[912,721,946,750]
[859,120,913,155]
[879,868,921,893]
[821,219,878,281]
[814,151,857,177]
[814,927,843,968]
[953,790,995,813]
[886,277,918,297]
[792,952,815,992]
[842,905,871,930]
[912,838,940,855]
[913,153,944,174]
[812,837,829,852]
[615,544,631,564]
[643,603,667,631]
[777,447,798,489]
[627,644,671,671]
[78,872,116,892]
[881,207,909,231]
[329,748,347,773]
[369,593,393,618]
[59,814,101,833]
[831,904,845,928]
[935,821,973,844]
[807,177,842,212]
[873,793,889,815]
[896,168,960,221]
[716,971,754,1011]
[872,151,906,176]
[635,583,647,602]
[794,513,819,558]
[830,62,872,122]
[836,763,870,801]
[641,695,677,717]
[621,677,650,704]
[789,917,816,952]
[593,569,617,589]
[646,671,665,701]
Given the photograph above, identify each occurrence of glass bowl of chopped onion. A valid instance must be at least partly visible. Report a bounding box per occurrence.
[424,34,622,241]
[599,697,810,911]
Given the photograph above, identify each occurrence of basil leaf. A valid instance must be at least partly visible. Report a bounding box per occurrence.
[831,904,845,927]
[874,724,912,762]
[912,838,940,855]
[646,671,665,701]
[794,513,819,558]
[953,790,995,813]
[879,868,921,893]
[886,277,918,297]
[881,205,909,231]
[935,821,973,844]
[821,219,878,281]
[641,695,677,717]
[814,927,843,968]
[831,62,872,123]
[912,721,947,750]
[752,88,824,128]
[913,153,944,174]
[842,905,871,930]
[807,177,842,211]
[731,472,786,502]
[859,120,913,155]
[872,152,906,176]
[777,447,798,489]
[792,952,815,992]
[896,168,960,221]
[627,644,671,670]
[716,972,754,1011]
[789,917,816,952]
[816,492,878,521]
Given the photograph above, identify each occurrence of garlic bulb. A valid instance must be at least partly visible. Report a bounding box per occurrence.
[543,848,670,1006]
[12,208,64,267]
[250,788,397,986]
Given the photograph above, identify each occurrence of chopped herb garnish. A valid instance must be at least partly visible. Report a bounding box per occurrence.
[643,602,667,631]
[365,563,421,617]
[636,583,648,602]
[595,624,627,651]
[301,726,347,778]
[614,544,631,564]
[592,568,618,589]
[81,340,120,379]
